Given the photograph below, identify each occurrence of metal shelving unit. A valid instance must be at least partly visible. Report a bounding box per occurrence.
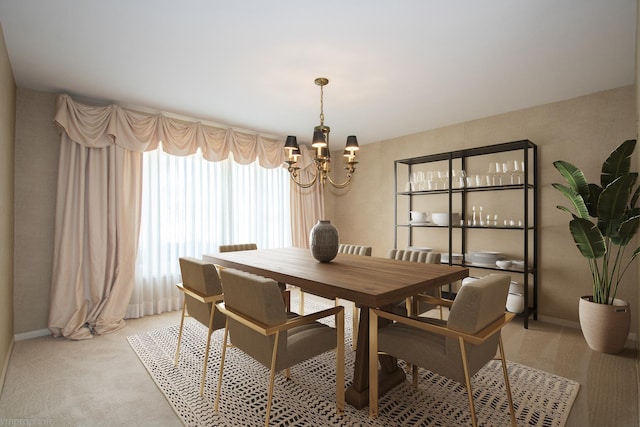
[394,140,538,328]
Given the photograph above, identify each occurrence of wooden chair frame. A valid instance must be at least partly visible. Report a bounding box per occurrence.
[174,283,224,396]
[369,295,517,427]
[214,302,345,427]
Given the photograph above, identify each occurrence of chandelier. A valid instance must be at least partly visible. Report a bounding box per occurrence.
[283,77,359,189]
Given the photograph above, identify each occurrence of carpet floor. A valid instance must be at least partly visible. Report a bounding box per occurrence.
[128,299,579,426]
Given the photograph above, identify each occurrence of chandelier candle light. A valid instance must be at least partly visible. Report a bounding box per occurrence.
[284,77,360,188]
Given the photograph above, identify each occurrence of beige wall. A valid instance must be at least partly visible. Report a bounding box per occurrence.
[7,85,639,338]
[13,89,58,334]
[328,85,638,334]
[0,24,16,387]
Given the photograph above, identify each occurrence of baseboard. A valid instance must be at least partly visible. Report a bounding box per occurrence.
[538,314,638,343]
[14,328,51,341]
[0,337,15,397]
[537,314,580,330]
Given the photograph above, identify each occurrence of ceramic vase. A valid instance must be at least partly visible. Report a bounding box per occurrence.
[579,296,630,354]
[309,220,339,262]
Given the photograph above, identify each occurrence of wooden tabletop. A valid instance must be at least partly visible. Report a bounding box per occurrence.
[204,247,468,308]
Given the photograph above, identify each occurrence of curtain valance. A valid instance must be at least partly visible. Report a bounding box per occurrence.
[54,94,315,169]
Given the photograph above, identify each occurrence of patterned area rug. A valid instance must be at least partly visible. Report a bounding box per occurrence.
[128,297,579,426]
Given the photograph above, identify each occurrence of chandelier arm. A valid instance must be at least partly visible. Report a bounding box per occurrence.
[290,169,319,189]
[326,172,354,189]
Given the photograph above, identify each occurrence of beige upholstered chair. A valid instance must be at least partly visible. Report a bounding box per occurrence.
[214,268,344,427]
[174,257,226,396]
[338,243,372,256]
[387,249,443,318]
[218,243,290,311]
[218,243,258,252]
[369,274,516,427]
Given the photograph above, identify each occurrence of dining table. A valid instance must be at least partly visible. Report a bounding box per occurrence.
[203,247,468,409]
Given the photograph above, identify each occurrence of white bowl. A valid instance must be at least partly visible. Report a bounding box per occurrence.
[496,260,512,269]
[409,211,429,222]
[431,212,460,226]
[512,260,525,270]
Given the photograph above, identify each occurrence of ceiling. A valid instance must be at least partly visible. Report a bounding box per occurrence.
[0,1,636,146]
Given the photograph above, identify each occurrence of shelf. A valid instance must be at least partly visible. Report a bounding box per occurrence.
[394,139,538,329]
[398,183,534,195]
[399,224,533,230]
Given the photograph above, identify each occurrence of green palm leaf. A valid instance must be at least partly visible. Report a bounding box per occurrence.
[569,217,606,259]
[554,160,589,198]
[598,175,634,223]
[601,139,636,188]
[552,183,589,218]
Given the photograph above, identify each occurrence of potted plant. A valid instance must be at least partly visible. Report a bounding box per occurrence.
[553,139,638,354]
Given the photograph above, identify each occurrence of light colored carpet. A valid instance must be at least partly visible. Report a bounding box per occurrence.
[128,298,579,426]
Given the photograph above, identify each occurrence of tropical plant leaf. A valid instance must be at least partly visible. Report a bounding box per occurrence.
[630,185,640,209]
[554,160,589,198]
[598,174,637,227]
[552,183,589,219]
[612,212,640,246]
[601,139,636,188]
[556,205,576,216]
[586,184,602,217]
[569,217,606,259]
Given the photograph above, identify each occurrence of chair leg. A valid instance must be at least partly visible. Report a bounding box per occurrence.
[174,299,187,366]
[299,289,305,315]
[336,308,345,415]
[199,309,216,396]
[498,334,517,426]
[265,330,281,427]
[458,336,478,427]
[437,287,444,320]
[412,365,419,388]
[214,322,230,413]
[352,305,359,351]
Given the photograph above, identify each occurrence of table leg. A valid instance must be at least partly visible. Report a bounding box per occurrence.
[345,304,406,409]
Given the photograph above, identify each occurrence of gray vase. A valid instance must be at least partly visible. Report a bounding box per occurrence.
[309,220,339,262]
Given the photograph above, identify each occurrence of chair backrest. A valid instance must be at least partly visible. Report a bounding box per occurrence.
[218,243,258,252]
[445,273,510,379]
[179,257,226,331]
[338,244,372,256]
[219,268,287,368]
[387,249,441,264]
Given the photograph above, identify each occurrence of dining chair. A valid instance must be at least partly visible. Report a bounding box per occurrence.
[174,257,226,396]
[338,243,373,256]
[368,273,517,427]
[218,243,291,311]
[218,243,258,252]
[387,249,443,318]
[214,268,345,427]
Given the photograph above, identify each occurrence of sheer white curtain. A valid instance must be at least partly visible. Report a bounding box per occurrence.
[127,148,292,318]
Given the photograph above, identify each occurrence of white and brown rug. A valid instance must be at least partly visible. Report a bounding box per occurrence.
[128,298,579,426]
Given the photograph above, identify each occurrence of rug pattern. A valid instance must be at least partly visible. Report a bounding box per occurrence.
[128,297,579,426]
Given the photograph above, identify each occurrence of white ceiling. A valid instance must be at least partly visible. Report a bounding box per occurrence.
[0,0,636,146]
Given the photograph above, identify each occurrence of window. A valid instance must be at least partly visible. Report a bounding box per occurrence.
[128,148,291,318]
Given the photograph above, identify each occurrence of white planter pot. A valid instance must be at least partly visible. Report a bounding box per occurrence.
[578,296,630,354]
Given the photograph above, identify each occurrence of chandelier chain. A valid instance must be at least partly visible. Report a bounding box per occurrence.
[319,84,324,126]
